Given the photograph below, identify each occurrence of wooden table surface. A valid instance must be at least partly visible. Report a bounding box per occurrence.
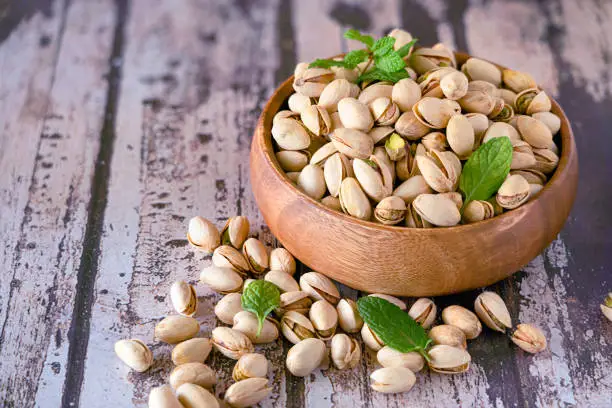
[1,0,610,407]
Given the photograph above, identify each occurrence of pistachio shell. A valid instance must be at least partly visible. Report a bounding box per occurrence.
[502,69,537,93]
[274,109,300,124]
[369,97,400,126]
[310,141,339,165]
[511,168,547,185]
[264,270,300,293]
[338,97,374,131]
[281,310,316,344]
[336,298,363,333]
[148,385,183,408]
[458,90,495,115]
[331,128,374,159]
[286,338,327,377]
[377,346,425,371]
[462,58,501,86]
[368,126,395,145]
[389,28,414,50]
[353,158,389,202]
[324,153,348,197]
[361,323,385,351]
[155,315,200,344]
[368,293,406,310]
[374,196,407,225]
[496,174,530,209]
[321,195,342,211]
[517,115,553,149]
[278,291,312,315]
[392,78,421,111]
[187,216,220,253]
[474,291,512,332]
[441,305,482,339]
[298,164,326,200]
[441,191,464,210]
[299,271,340,304]
[224,378,271,408]
[465,113,490,144]
[213,245,250,276]
[309,299,338,340]
[269,248,296,275]
[413,97,455,129]
[272,118,311,151]
[529,183,544,198]
[288,93,313,114]
[170,280,198,317]
[114,339,153,372]
[370,367,416,393]
[170,362,216,390]
[408,298,437,329]
[293,67,334,97]
[200,266,243,294]
[301,105,332,136]
[409,47,454,74]
[446,114,475,159]
[176,383,219,408]
[357,83,393,105]
[214,292,244,325]
[532,111,561,135]
[331,65,359,82]
[211,327,254,360]
[511,323,547,353]
[416,150,461,193]
[394,111,430,140]
[331,333,361,370]
[319,78,360,112]
[511,140,536,170]
[172,338,213,365]
[440,71,469,100]
[233,353,269,381]
[276,150,309,172]
[232,310,280,344]
[461,200,495,224]
[428,345,471,374]
[428,325,467,349]
[421,131,448,152]
[482,121,521,144]
[532,148,559,174]
[515,88,551,114]
[339,177,372,220]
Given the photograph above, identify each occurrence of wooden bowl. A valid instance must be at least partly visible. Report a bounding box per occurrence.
[250,52,578,296]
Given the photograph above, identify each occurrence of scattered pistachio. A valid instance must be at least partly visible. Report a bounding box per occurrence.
[214,292,244,325]
[299,271,340,305]
[428,344,471,374]
[428,325,467,350]
[408,298,437,329]
[211,327,254,360]
[474,291,512,332]
[114,339,153,372]
[155,315,200,344]
[336,298,364,333]
[377,346,425,372]
[309,299,338,340]
[601,293,612,322]
[370,367,417,393]
[331,333,361,370]
[224,377,272,408]
[269,248,297,275]
[169,362,217,390]
[187,216,220,253]
[233,353,269,381]
[286,338,327,377]
[232,310,280,344]
[441,305,482,340]
[148,385,183,408]
[172,338,212,365]
[511,323,547,353]
[170,281,198,317]
[242,238,269,275]
[176,383,219,408]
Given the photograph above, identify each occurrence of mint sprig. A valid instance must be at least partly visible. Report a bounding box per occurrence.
[344,29,374,47]
[241,280,280,337]
[357,297,431,360]
[459,137,513,210]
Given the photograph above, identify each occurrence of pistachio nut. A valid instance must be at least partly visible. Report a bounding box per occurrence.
[489,99,515,123]
[511,323,547,353]
[269,248,296,275]
[392,78,421,112]
[211,327,254,360]
[301,105,332,136]
[281,310,316,344]
[440,70,469,100]
[408,298,437,329]
[487,196,504,216]
[172,337,213,365]
[200,266,243,294]
[374,196,407,225]
[416,149,461,193]
[377,346,425,372]
[441,191,463,210]
[169,362,216,390]
[274,109,300,124]
[114,339,153,372]
[432,42,457,66]
[357,83,393,105]
[278,291,312,315]
[394,111,430,141]
[496,174,530,209]
[515,88,551,115]
[338,97,374,131]
[511,168,547,185]
[155,315,200,344]
[241,237,268,275]
[498,88,518,107]
[502,69,537,93]
[532,111,561,135]
[482,121,521,145]
[428,325,467,349]
[474,291,512,332]
[409,47,454,75]
[170,280,198,317]
[353,158,389,202]
[309,299,338,340]
[294,62,309,78]
[428,344,471,374]
[404,201,432,228]
[187,216,220,253]
[361,323,385,351]
[336,298,363,333]
[212,245,250,277]
[396,145,421,180]
[532,148,559,174]
[331,64,359,82]
[233,353,269,381]
[232,310,280,344]
[214,292,244,325]
[368,126,395,145]
[319,79,360,112]
[389,28,414,50]
[309,142,337,166]
[331,333,361,370]
[468,79,497,96]
[298,164,327,200]
[458,89,495,115]
[300,271,340,304]
[224,377,272,408]
[413,97,455,129]
[370,151,395,194]
[465,112,489,143]
[276,150,309,172]
[286,337,327,377]
[293,67,334,97]
[368,293,406,310]
[446,114,475,159]
[394,174,434,204]
[517,115,553,149]
[369,97,400,126]
[384,132,406,161]
[421,131,448,152]
[323,152,349,197]
[461,200,494,224]
[330,111,344,131]
[600,293,612,322]
[461,57,501,86]
[511,140,537,170]
[271,118,311,151]
[413,193,461,227]
[288,93,314,114]
[286,172,300,183]
[330,128,374,159]
[148,385,183,408]
[339,177,373,220]
[441,305,482,340]
[370,367,416,394]
[264,270,300,293]
[176,383,219,408]
[321,195,343,211]
[529,183,544,198]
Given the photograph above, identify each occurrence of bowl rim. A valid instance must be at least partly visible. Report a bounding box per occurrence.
[255,51,577,234]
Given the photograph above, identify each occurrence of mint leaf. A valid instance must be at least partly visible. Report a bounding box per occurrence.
[344,29,374,47]
[309,59,348,69]
[396,38,418,58]
[371,36,396,57]
[357,297,431,359]
[241,280,280,336]
[343,49,370,68]
[375,52,405,73]
[460,137,513,208]
[358,68,409,84]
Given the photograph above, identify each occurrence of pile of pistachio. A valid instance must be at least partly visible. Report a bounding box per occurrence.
[114,215,547,406]
[272,28,561,227]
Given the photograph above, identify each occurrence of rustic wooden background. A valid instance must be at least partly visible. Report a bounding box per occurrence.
[0,0,610,406]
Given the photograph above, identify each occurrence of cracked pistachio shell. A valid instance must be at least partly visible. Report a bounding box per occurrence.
[310,141,338,165]
[278,291,312,315]
[532,111,561,135]
[395,145,420,181]
[213,245,250,277]
[446,114,475,159]
[211,327,254,360]
[269,248,296,275]
[374,196,407,225]
[114,339,152,372]
[331,65,359,82]
[309,299,338,340]
[358,83,393,105]
[517,115,553,149]
[502,69,537,93]
[441,191,463,210]
[288,93,313,114]
[330,111,344,131]
[461,57,501,86]
[155,316,200,344]
[176,383,219,408]
[281,310,316,344]
[331,333,361,370]
[465,112,489,141]
[408,298,437,329]
[461,200,495,224]
[172,338,213,365]
[336,298,363,333]
[482,121,521,144]
[600,293,612,322]
[330,128,374,159]
[233,353,269,381]
[148,385,183,408]
[321,195,342,211]
[392,78,421,112]
[389,28,414,50]
[273,109,300,125]
[338,97,374,131]
[394,111,430,141]
[361,323,385,351]
[515,88,551,115]
[377,346,425,372]
[468,79,497,96]
[170,362,216,390]
[353,158,389,202]
[441,305,482,340]
[286,338,327,377]
[511,140,536,170]
[339,177,372,220]
[300,271,340,304]
[498,87,518,106]
[409,47,454,75]
[324,153,348,197]
[371,152,395,194]
[232,310,279,344]
[511,168,547,185]
[200,266,243,294]
[368,293,406,310]
[220,216,249,249]
[496,174,530,209]
[293,67,334,97]
[532,148,559,174]
[429,325,467,349]
[413,193,460,227]
[511,323,547,353]
[272,118,311,151]
[370,367,416,394]
[298,164,326,200]
[170,280,198,317]
[319,78,360,112]
[413,97,455,129]
[474,291,512,332]
[432,42,456,66]
[459,90,495,115]
[276,150,309,172]
[428,345,471,374]
[214,292,243,325]
[242,238,269,275]
[368,126,395,145]
[404,201,432,228]
[421,131,448,152]
[224,378,272,408]
[264,270,300,293]
[294,62,309,79]
[369,97,400,126]
[489,99,515,122]
[440,70,469,100]
[301,105,332,136]
[187,216,220,253]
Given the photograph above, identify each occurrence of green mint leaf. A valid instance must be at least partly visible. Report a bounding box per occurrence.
[358,68,409,84]
[460,136,513,208]
[343,49,370,68]
[396,38,418,58]
[375,52,406,73]
[309,59,348,69]
[344,29,375,47]
[371,36,396,57]
[357,297,431,359]
[241,280,280,337]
